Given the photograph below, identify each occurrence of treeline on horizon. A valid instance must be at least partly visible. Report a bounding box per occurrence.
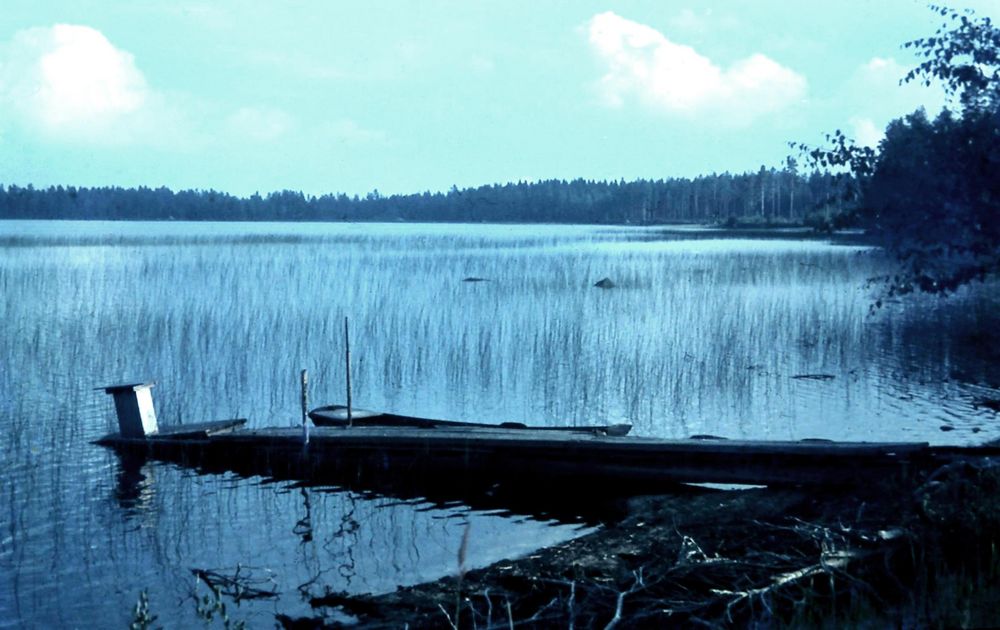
[0,167,848,225]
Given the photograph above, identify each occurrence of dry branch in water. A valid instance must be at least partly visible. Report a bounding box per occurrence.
[191,565,279,602]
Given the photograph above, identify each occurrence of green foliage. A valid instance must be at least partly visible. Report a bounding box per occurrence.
[803,211,836,234]
[800,5,1000,296]
[904,5,1000,114]
[0,171,842,225]
[866,107,1000,294]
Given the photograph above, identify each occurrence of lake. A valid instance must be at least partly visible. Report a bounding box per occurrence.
[2,220,998,627]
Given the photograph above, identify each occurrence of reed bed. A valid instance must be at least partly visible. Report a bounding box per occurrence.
[2,221,998,627]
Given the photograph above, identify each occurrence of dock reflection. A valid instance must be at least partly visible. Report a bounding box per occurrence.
[104,444,668,527]
[113,453,156,515]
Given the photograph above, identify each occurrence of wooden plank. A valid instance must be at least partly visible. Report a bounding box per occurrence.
[219,426,928,457]
[171,428,929,486]
[94,418,958,489]
[95,418,246,444]
[156,419,247,439]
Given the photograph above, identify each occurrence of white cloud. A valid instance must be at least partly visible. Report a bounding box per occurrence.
[0,24,222,150]
[586,12,805,123]
[850,116,883,147]
[857,57,907,89]
[854,57,945,112]
[0,23,384,155]
[0,25,150,140]
[841,56,946,148]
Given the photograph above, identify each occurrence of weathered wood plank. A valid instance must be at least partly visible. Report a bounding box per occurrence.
[94,421,938,489]
[95,418,246,444]
[156,418,247,439]
[219,426,929,456]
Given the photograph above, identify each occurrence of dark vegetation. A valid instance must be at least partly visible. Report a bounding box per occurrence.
[801,5,1000,296]
[0,167,841,225]
[280,459,1000,629]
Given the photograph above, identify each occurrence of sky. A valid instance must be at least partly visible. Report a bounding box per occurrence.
[0,0,997,197]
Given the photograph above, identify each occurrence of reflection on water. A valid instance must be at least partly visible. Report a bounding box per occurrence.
[1,220,998,627]
[114,455,156,515]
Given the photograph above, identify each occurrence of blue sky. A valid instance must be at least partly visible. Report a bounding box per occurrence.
[0,0,996,196]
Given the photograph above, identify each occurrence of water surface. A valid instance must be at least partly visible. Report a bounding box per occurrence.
[2,220,997,627]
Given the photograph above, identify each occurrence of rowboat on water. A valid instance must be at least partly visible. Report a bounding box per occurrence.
[308,404,633,436]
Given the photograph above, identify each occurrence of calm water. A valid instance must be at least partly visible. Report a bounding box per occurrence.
[2,220,998,627]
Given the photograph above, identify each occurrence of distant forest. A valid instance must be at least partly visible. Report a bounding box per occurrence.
[0,167,847,224]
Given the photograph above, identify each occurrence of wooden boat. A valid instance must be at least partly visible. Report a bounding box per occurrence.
[308,405,633,436]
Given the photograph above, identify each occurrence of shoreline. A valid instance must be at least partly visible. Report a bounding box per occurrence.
[287,460,1000,628]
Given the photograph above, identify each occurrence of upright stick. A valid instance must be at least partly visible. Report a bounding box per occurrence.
[345,317,353,427]
[301,368,310,444]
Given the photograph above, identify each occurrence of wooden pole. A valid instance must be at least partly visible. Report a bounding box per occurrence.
[301,368,309,444]
[345,317,353,427]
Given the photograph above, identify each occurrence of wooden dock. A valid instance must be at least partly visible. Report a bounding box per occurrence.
[92,418,985,492]
[92,387,1000,495]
